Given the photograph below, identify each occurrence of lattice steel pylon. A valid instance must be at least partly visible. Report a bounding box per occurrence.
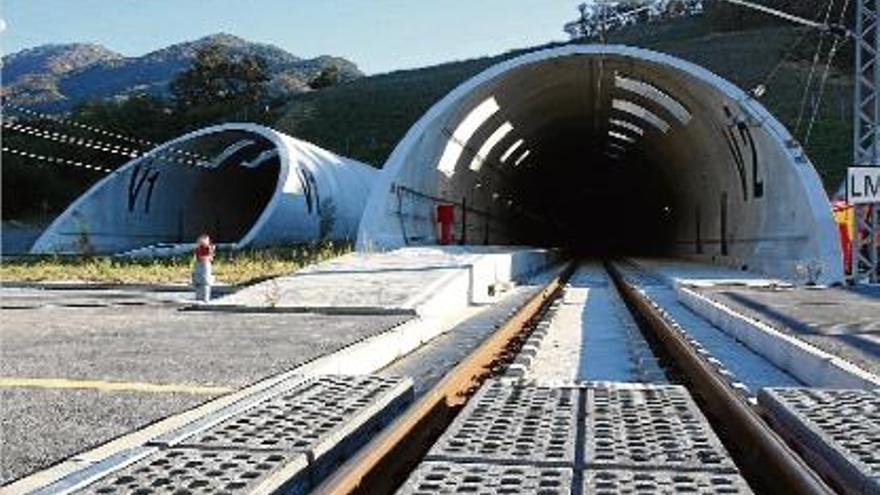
[852,0,880,283]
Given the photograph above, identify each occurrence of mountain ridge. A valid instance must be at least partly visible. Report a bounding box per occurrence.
[2,33,363,110]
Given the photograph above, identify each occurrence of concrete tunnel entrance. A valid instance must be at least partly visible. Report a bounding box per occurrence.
[32,123,379,255]
[358,45,844,283]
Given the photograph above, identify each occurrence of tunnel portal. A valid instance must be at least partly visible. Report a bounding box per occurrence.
[32,124,378,255]
[357,45,843,284]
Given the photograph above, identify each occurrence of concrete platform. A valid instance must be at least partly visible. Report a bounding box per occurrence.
[759,388,880,495]
[522,263,667,384]
[625,258,788,288]
[629,258,880,382]
[400,380,752,494]
[696,284,880,377]
[208,246,556,316]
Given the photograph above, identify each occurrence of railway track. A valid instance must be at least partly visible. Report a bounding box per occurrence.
[315,260,836,495]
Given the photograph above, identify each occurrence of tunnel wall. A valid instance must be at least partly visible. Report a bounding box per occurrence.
[356,45,843,284]
[32,123,378,255]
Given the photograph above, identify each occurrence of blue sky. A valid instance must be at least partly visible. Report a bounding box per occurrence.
[1,1,580,74]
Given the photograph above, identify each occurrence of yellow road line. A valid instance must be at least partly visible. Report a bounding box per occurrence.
[0,377,234,395]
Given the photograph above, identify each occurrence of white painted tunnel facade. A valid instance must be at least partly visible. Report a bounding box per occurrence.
[358,45,844,284]
[32,123,377,254]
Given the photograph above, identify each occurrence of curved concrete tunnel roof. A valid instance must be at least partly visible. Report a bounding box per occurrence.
[358,45,843,284]
[32,123,377,254]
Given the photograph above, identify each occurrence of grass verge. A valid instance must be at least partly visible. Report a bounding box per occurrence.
[0,241,351,285]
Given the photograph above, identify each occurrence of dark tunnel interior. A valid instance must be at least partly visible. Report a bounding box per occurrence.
[501,122,677,256]
[415,54,732,258]
[181,132,281,243]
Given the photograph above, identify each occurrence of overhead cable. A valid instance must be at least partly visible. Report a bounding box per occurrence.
[803,0,852,146]
[720,0,850,35]
[3,120,210,168]
[2,145,112,174]
[795,0,839,135]
[4,121,139,158]
[2,101,210,162]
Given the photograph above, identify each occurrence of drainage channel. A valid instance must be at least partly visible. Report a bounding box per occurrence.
[317,260,843,495]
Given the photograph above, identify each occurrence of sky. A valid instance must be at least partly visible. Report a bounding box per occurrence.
[1,1,581,74]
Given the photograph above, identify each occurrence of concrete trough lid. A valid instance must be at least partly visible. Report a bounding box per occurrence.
[402,380,752,494]
[583,469,753,494]
[424,380,580,468]
[759,388,880,495]
[396,461,573,495]
[586,383,739,474]
[68,375,414,495]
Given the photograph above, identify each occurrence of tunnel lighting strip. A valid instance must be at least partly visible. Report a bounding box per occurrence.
[608,141,628,153]
[500,138,525,164]
[609,119,645,136]
[608,130,636,144]
[513,149,531,167]
[210,139,257,168]
[437,96,500,176]
[612,99,671,133]
[470,121,514,172]
[242,149,280,168]
[2,145,112,173]
[615,74,692,124]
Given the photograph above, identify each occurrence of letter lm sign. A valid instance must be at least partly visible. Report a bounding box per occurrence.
[848,167,880,204]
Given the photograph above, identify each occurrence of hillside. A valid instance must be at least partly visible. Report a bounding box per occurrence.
[1,34,363,110]
[275,17,853,192]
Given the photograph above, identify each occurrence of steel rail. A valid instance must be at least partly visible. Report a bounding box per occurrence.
[313,262,576,495]
[605,261,836,495]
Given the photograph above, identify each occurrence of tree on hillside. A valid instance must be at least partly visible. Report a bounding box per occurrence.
[74,95,179,142]
[170,44,269,109]
[309,66,340,90]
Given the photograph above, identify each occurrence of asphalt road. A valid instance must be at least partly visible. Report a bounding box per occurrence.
[0,287,409,484]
